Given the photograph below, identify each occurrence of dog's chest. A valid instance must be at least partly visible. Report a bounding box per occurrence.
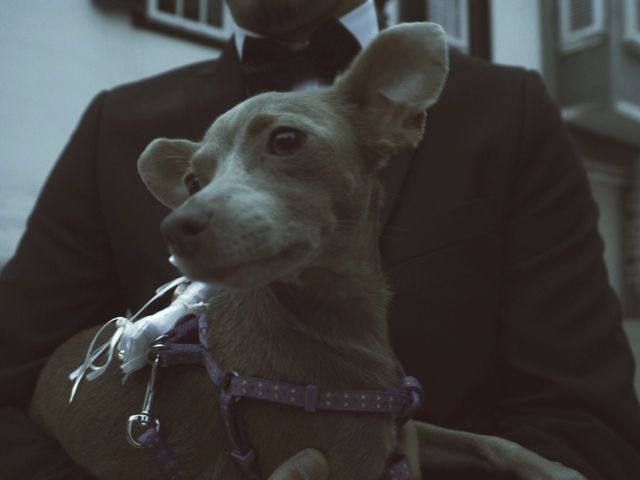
[34,295,399,479]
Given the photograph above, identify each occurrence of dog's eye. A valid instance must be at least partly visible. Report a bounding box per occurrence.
[184,173,201,195]
[269,128,306,156]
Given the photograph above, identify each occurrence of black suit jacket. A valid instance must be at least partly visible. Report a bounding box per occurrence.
[1,41,639,479]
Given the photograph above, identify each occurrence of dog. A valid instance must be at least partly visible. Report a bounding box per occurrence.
[30,22,586,480]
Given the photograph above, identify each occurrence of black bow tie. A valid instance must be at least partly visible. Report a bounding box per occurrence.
[240,19,361,95]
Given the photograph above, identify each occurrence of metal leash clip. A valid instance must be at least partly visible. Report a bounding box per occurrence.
[126,335,168,448]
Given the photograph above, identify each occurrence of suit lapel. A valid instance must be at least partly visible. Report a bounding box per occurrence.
[379,146,419,228]
[183,40,248,140]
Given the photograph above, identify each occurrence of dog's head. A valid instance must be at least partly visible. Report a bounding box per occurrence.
[138,22,448,289]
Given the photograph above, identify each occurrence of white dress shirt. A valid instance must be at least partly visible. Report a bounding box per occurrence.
[233,0,379,91]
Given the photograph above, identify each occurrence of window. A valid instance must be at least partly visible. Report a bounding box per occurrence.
[145,0,234,45]
[623,0,640,55]
[383,0,400,27]
[426,0,470,53]
[558,0,606,53]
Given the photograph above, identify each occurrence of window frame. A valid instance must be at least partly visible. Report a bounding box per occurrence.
[383,0,400,27]
[426,0,470,53]
[142,0,234,47]
[623,0,640,56]
[557,0,606,54]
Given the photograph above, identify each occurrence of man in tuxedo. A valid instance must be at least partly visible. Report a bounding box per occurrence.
[1,0,639,478]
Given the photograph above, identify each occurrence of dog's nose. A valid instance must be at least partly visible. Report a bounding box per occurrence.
[161,206,210,256]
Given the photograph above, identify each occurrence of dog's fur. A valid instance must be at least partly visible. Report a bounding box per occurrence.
[31,23,586,480]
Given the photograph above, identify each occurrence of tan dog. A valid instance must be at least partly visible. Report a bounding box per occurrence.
[30,23,585,480]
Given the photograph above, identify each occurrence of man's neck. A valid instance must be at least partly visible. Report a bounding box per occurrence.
[234,0,379,60]
[267,0,366,42]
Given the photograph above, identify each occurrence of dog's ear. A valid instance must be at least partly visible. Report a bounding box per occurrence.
[137,138,199,209]
[333,22,448,157]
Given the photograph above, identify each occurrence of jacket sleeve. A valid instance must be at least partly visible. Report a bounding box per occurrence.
[493,70,640,479]
[0,92,127,479]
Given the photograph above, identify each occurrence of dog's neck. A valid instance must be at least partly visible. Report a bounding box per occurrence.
[272,264,389,343]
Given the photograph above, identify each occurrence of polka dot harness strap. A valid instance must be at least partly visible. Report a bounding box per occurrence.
[137,313,423,480]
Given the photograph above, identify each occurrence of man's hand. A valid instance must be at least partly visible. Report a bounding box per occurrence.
[408,420,586,480]
[268,448,329,480]
[267,424,421,480]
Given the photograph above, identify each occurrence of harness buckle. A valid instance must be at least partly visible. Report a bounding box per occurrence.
[396,376,423,426]
[230,448,257,468]
[230,448,261,480]
[220,370,239,391]
[146,335,169,365]
[304,385,319,412]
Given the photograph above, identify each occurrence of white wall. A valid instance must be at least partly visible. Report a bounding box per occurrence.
[0,0,221,264]
[490,0,543,72]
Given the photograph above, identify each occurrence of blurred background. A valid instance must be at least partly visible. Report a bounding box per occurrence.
[1,0,639,386]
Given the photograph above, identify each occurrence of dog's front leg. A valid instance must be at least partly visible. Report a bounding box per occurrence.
[412,422,587,480]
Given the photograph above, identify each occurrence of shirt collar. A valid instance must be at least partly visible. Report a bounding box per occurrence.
[233,0,379,59]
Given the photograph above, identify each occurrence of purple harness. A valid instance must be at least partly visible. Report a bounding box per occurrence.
[127,313,423,479]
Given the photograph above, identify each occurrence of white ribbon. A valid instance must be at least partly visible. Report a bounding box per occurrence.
[68,274,218,402]
[117,280,217,375]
